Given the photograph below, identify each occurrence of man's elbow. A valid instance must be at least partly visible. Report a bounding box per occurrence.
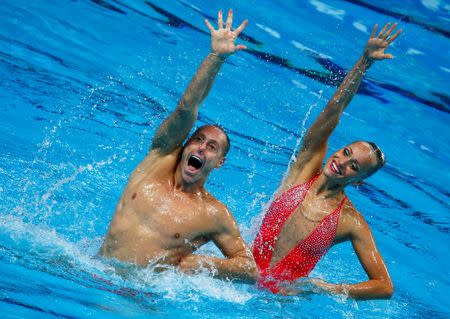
[379,279,394,299]
[241,257,258,284]
[178,95,198,112]
[230,253,257,284]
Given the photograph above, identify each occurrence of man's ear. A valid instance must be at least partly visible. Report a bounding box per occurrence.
[216,157,225,168]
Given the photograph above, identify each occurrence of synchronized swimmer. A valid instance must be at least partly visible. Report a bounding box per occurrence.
[100,9,401,300]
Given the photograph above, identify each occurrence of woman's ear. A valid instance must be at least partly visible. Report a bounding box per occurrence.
[353,180,364,187]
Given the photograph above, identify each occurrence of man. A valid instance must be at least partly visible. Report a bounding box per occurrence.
[253,23,402,299]
[100,10,256,282]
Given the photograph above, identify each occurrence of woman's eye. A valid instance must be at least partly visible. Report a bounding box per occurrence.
[344,148,349,156]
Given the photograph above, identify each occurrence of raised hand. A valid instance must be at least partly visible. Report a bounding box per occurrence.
[364,23,402,61]
[204,9,248,59]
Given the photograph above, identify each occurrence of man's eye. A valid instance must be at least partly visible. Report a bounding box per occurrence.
[351,163,359,171]
[208,144,217,151]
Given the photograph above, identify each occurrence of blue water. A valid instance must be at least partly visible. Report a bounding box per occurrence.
[1,0,449,318]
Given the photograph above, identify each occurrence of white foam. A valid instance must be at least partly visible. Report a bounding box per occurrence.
[0,214,258,303]
[40,156,115,209]
[255,23,281,39]
[440,66,450,73]
[406,48,425,55]
[309,0,345,20]
[116,261,256,304]
[421,0,441,11]
[0,214,113,275]
[353,21,368,33]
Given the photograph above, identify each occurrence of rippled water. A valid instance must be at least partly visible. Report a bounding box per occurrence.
[1,0,449,318]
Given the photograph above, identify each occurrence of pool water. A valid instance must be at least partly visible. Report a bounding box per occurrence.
[1,0,449,318]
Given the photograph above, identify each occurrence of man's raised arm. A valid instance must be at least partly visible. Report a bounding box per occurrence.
[151,10,248,156]
[288,23,401,180]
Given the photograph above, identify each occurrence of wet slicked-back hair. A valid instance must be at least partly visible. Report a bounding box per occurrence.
[358,140,386,178]
[190,124,231,156]
[366,141,386,169]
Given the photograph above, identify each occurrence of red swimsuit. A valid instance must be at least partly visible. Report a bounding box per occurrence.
[253,175,347,293]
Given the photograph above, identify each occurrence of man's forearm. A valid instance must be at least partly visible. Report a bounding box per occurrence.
[178,53,225,112]
[151,53,224,151]
[196,254,257,283]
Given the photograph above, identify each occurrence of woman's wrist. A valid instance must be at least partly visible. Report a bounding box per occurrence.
[361,53,375,67]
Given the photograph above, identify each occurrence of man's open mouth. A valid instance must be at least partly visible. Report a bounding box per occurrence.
[187,155,203,170]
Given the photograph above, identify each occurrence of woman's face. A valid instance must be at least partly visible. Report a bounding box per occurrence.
[323,141,379,185]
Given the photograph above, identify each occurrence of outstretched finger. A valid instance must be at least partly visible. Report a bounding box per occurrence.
[383,53,394,59]
[204,19,214,32]
[234,19,248,36]
[369,24,378,38]
[236,44,247,51]
[377,22,390,38]
[387,29,402,43]
[382,22,397,40]
[218,10,223,29]
[225,9,233,30]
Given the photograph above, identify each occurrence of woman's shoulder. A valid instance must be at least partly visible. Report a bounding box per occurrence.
[338,200,371,236]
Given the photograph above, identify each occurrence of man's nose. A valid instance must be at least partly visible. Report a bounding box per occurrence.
[198,142,206,152]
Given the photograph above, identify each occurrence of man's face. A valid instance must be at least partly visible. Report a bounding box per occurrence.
[179,126,228,184]
[323,142,379,184]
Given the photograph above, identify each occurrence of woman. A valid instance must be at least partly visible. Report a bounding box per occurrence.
[253,23,402,299]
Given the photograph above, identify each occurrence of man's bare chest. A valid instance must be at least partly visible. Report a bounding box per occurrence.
[123,180,218,238]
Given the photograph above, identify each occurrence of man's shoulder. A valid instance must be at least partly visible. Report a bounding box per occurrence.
[203,192,238,232]
[204,192,229,215]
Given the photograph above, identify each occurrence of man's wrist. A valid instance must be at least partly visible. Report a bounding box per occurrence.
[208,52,226,62]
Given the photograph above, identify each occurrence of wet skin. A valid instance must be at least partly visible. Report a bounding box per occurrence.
[262,23,401,299]
[100,10,256,282]
[100,127,234,266]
